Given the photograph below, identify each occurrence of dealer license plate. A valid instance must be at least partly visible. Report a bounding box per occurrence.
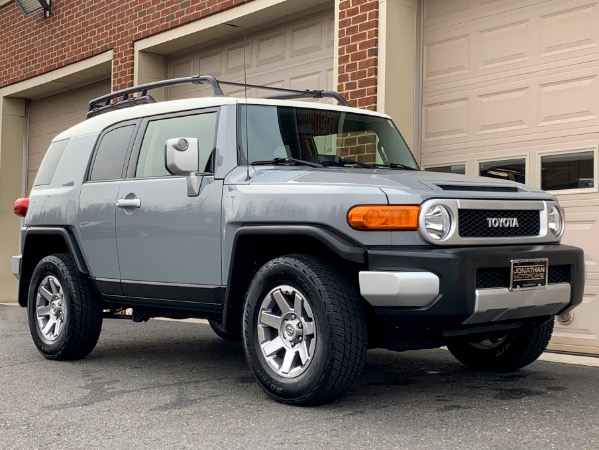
[509,258,548,291]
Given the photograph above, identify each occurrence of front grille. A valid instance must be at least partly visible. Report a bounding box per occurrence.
[476,265,571,289]
[437,184,519,192]
[548,265,571,284]
[459,209,540,238]
[476,268,510,289]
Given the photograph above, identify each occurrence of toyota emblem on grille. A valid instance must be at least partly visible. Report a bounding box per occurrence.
[486,217,519,228]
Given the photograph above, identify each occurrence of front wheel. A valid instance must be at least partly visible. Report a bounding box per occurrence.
[27,253,103,360]
[448,320,554,372]
[242,254,367,406]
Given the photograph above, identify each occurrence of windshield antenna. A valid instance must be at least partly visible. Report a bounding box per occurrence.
[243,34,250,181]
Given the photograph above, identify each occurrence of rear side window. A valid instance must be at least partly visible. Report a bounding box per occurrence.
[34,139,69,186]
[89,125,135,181]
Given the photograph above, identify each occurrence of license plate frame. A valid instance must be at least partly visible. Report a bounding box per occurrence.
[509,258,548,291]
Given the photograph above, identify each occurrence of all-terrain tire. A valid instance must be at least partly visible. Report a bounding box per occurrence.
[242,254,368,406]
[27,253,103,360]
[448,320,554,372]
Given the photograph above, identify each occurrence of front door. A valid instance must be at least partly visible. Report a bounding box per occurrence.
[115,110,222,303]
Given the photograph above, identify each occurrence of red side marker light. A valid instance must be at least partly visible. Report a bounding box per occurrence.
[14,198,29,217]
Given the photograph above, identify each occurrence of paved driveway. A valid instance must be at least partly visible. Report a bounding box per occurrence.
[1,304,598,449]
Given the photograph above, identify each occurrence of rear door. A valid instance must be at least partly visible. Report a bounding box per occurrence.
[115,109,223,304]
[79,121,138,290]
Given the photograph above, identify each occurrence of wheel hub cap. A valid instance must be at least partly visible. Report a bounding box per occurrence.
[35,275,66,342]
[282,317,302,343]
[257,285,317,378]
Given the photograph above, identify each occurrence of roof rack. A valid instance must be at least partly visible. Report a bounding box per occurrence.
[87,75,350,119]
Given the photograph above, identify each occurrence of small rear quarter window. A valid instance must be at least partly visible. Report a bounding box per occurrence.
[33,139,69,186]
[89,124,135,181]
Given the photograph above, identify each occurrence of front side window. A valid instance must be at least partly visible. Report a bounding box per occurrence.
[239,105,418,169]
[136,112,217,178]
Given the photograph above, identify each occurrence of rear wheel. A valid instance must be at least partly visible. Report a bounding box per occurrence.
[242,254,367,406]
[27,253,103,360]
[448,320,553,372]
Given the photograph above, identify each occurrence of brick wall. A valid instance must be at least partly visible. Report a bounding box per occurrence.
[337,132,377,163]
[0,0,250,91]
[0,0,378,101]
[337,0,379,111]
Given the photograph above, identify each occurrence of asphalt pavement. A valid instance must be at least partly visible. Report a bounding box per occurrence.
[1,304,598,449]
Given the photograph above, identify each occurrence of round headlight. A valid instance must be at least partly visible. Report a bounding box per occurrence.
[548,205,564,238]
[423,204,451,241]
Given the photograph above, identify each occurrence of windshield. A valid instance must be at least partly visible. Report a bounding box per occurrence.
[239,105,419,169]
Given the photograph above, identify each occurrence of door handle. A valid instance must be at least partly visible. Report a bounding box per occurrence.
[116,198,141,209]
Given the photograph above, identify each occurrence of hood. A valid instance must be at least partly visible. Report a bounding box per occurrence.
[247,167,551,199]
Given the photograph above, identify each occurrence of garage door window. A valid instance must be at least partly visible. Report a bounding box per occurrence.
[541,151,595,191]
[426,164,466,175]
[479,158,526,184]
[136,112,217,178]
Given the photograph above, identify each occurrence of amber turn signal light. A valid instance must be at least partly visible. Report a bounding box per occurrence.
[347,205,420,230]
[14,197,29,218]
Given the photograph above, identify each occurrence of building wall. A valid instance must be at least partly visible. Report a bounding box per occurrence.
[0,0,250,91]
[338,0,379,110]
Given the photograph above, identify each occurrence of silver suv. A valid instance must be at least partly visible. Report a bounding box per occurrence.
[12,76,585,405]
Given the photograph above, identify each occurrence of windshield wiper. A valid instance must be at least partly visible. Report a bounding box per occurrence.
[250,157,322,168]
[372,163,419,171]
[321,158,375,169]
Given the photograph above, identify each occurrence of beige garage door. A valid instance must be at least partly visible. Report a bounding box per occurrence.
[421,0,599,354]
[27,80,111,192]
[166,10,334,100]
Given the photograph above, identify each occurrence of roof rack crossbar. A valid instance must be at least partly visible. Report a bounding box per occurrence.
[215,80,350,106]
[86,75,350,119]
[87,75,224,118]
[88,95,157,117]
[265,91,350,106]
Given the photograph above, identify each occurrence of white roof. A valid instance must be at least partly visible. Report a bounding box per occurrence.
[54,96,392,141]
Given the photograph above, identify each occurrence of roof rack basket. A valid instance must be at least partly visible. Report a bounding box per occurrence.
[87,75,350,119]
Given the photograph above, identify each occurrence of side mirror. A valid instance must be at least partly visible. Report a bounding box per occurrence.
[165,137,202,197]
[165,137,199,175]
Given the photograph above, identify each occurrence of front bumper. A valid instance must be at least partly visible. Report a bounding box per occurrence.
[361,244,584,331]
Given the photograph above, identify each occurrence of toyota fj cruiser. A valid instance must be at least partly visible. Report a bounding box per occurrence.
[12,75,585,405]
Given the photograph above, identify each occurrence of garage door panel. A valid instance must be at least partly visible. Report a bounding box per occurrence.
[256,32,287,66]
[552,287,599,355]
[424,0,599,92]
[422,0,599,354]
[290,20,324,57]
[422,98,469,142]
[167,11,334,102]
[539,2,598,57]
[423,63,599,148]
[477,19,532,70]
[200,52,222,75]
[423,33,470,82]
[226,43,252,75]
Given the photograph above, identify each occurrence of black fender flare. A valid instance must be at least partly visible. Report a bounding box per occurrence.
[221,224,366,329]
[18,227,90,306]
[24,227,89,274]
